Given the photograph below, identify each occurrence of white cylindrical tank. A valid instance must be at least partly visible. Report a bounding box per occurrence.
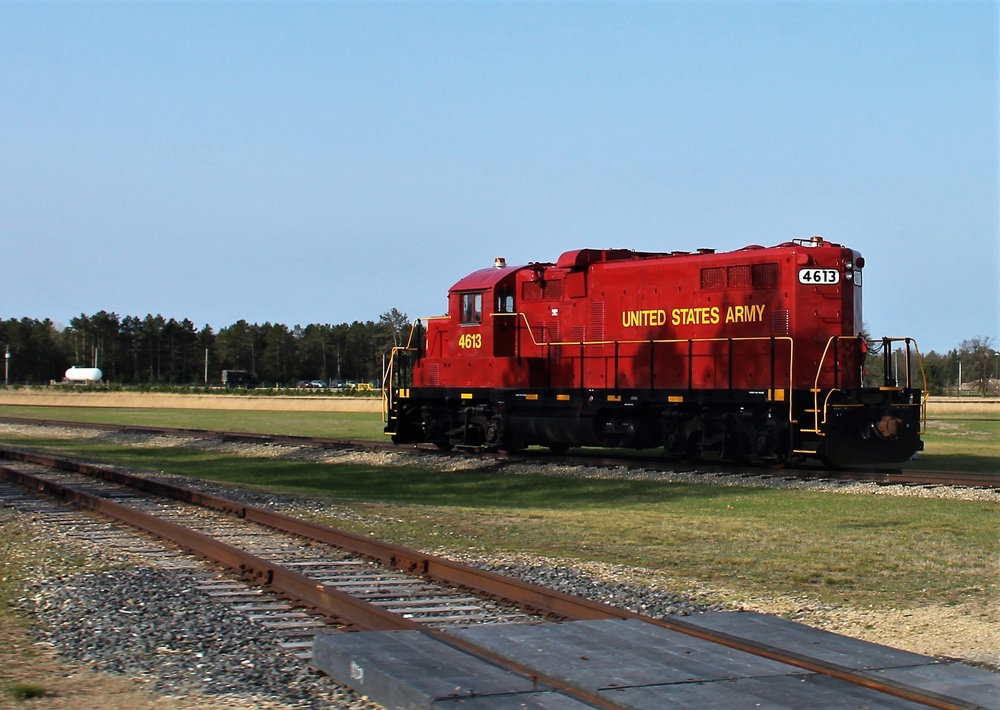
[65,366,103,382]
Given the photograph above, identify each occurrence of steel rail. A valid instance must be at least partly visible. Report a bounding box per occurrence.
[0,447,984,709]
[0,448,621,621]
[0,460,622,709]
[0,463,421,633]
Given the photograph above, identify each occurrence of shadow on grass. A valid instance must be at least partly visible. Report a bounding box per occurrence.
[906,453,1000,473]
[43,441,768,510]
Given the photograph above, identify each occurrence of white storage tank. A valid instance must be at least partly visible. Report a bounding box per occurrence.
[64,366,103,382]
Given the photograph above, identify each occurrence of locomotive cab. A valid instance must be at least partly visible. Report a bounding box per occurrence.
[435,259,523,386]
[384,258,528,448]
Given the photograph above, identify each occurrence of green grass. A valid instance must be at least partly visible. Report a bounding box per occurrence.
[0,405,385,440]
[1,404,997,472]
[3,682,47,700]
[907,417,1000,472]
[0,431,995,612]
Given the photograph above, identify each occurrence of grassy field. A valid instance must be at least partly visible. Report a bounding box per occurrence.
[1,410,996,613]
[910,416,1000,473]
[0,405,384,440]
[0,404,997,472]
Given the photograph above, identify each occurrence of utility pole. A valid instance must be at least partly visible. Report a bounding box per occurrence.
[4,345,9,386]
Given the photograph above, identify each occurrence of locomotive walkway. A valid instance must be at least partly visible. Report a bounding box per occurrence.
[1,447,995,709]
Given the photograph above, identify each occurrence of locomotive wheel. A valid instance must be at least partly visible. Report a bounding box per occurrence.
[434,441,454,451]
[684,431,703,463]
[496,430,525,455]
[548,444,569,455]
[765,447,791,468]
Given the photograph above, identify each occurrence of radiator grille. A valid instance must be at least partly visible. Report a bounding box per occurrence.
[771,309,790,335]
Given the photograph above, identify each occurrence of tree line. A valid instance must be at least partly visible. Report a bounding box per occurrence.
[916,337,997,397]
[855,335,996,397]
[0,309,413,387]
[0,312,995,395]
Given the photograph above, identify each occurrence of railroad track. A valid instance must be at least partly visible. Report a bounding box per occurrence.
[0,447,994,709]
[1,414,997,490]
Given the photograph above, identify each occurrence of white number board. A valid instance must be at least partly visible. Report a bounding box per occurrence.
[798,268,840,285]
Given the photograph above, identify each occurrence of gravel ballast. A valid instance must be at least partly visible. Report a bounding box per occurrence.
[23,567,363,708]
[7,502,727,709]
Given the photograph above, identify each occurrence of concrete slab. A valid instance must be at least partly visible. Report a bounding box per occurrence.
[452,618,809,691]
[874,661,1000,710]
[311,629,594,709]
[681,610,934,669]
[313,614,1000,709]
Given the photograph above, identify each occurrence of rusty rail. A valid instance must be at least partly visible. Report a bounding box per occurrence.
[0,447,983,709]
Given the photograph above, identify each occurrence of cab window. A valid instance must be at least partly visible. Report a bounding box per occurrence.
[496,286,515,313]
[460,292,483,324]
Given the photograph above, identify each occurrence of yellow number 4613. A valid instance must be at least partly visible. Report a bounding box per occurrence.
[459,333,482,349]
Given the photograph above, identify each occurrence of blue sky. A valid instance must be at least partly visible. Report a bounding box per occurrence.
[2,1,996,354]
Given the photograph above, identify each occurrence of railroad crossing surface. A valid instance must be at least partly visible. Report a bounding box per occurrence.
[313,612,998,709]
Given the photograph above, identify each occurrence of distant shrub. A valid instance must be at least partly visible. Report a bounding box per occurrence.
[6,682,47,700]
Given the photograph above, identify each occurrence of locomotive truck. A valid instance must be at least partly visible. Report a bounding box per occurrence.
[383,237,926,467]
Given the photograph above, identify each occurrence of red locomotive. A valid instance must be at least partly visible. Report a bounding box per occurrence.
[384,237,926,466]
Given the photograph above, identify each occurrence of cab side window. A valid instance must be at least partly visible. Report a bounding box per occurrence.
[496,287,515,313]
[460,292,483,324]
